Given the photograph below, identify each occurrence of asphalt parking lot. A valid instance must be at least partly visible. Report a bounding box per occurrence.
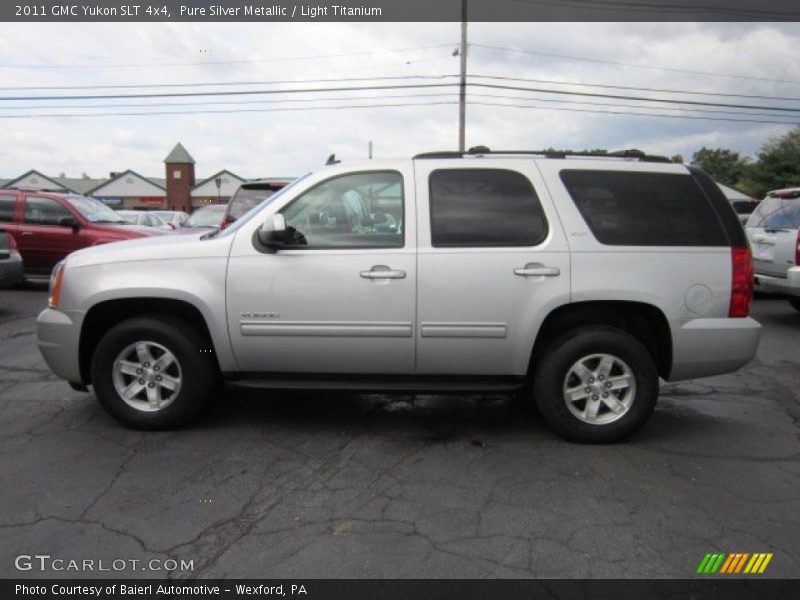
[0,286,798,579]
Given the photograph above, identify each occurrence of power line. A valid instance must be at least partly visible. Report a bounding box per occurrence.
[0,43,455,70]
[3,80,798,113]
[470,82,800,113]
[469,101,798,125]
[469,73,800,102]
[472,43,800,87]
[0,101,458,119]
[0,92,459,111]
[467,92,800,119]
[0,74,458,92]
[0,83,458,102]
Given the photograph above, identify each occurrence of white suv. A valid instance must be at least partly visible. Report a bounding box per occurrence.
[36,149,761,443]
[746,187,800,312]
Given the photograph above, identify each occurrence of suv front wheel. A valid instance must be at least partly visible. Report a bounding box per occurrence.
[90,315,217,429]
[533,326,658,443]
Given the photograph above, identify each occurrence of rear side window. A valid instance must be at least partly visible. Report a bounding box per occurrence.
[0,194,16,222]
[429,169,547,247]
[560,170,728,246]
[747,197,800,229]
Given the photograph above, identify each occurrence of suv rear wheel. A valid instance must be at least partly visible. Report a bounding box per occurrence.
[533,326,658,443]
[90,315,217,429]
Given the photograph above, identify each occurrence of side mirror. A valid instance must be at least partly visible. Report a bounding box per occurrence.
[59,216,79,230]
[257,214,288,250]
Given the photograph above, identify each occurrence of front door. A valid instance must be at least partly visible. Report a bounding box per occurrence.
[17,195,87,275]
[226,168,416,374]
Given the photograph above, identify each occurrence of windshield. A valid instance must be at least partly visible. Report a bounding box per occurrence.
[66,196,127,223]
[216,173,311,237]
[184,206,225,228]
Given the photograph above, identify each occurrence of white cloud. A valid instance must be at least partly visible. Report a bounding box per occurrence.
[0,22,798,181]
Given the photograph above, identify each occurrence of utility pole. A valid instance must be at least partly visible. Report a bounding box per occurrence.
[458,0,467,152]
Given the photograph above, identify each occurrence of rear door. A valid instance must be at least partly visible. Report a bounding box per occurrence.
[748,196,800,276]
[414,160,571,376]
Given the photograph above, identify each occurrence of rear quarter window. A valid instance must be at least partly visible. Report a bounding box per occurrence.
[560,170,728,246]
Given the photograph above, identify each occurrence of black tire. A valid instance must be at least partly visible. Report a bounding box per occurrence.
[789,298,800,313]
[533,326,658,443]
[90,315,217,430]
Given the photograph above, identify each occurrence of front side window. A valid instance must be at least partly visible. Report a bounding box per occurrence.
[429,169,547,247]
[65,196,127,223]
[560,170,728,246]
[23,196,73,226]
[281,172,403,248]
[0,194,16,222]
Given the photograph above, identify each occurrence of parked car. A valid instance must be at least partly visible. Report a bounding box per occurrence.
[36,149,760,443]
[717,182,760,225]
[0,189,163,278]
[116,210,173,231]
[151,210,189,229]
[0,228,24,289]
[180,204,226,232]
[745,187,800,312]
[221,179,292,228]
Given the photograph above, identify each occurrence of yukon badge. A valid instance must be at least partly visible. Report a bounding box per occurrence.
[240,312,280,319]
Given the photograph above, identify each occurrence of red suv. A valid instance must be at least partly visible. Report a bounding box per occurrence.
[0,189,163,278]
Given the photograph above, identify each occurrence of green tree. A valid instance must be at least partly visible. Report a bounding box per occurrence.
[745,127,800,197]
[690,147,749,185]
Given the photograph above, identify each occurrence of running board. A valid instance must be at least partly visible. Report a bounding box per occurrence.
[224,373,528,394]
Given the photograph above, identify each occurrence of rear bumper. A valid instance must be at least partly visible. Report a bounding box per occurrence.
[0,253,24,289]
[36,307,85,384]
[754,266,800,297]
[669,317,761,381]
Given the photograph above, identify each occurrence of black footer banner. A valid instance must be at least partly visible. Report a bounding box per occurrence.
[4,579,800,600]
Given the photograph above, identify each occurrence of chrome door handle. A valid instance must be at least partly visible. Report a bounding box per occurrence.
[514,263,560,277]
[21,232,34,237]
[360,265,407,280]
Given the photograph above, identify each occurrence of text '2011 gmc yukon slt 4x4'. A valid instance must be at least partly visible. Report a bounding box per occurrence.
[36,148,761,443]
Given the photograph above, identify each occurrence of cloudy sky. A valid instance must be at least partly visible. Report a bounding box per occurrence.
[0,21,799,181]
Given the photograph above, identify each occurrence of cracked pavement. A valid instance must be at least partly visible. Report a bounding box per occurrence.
[1,286,798,579]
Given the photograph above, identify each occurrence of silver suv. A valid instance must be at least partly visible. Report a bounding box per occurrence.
[746,187,800,312]
[36,149,761,443]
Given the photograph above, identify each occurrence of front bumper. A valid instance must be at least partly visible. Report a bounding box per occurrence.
[754,266,800,297]
[36,307,85,384]
[0,253,24,289]
[669,317,761,381]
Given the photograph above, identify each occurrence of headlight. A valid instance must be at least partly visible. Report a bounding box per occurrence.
[48,261,66,308]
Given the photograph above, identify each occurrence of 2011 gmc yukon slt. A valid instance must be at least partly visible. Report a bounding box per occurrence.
[36,149,761,442]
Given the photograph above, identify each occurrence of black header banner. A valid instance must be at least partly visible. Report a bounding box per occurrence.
[4,0,800,22]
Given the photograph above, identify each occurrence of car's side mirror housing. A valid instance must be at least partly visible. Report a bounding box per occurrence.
[59,216,79,230]
[257,214,288,251]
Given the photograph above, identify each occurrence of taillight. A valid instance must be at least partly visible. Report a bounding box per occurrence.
[795,231,800,266]
[729,247,753,318]
[48,262,66,309]
[7,234,18,252]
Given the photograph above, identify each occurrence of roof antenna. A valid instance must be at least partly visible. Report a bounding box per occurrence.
[326,153,340,166]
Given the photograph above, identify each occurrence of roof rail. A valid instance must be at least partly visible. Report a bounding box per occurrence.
[413,146,672,163]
